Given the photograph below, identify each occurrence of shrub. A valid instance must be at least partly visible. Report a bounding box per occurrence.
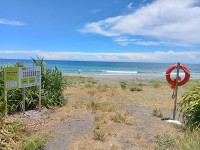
[178,85,200,128]
[120,81,127,89]
[129,86,142,91]
[0,57,67,114]
[21,132,51,150]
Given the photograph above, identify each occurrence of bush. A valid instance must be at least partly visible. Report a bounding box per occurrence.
[21,132,51,150]
[178,85,200,128]
[0,57,67,114]
[120,81,127,89]
[129,86,142,91]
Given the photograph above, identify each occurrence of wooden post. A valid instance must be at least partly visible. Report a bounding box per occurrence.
[39,85,41,112]
[173,62,180,120]
[5,90,7,117]
[23,88,25,114]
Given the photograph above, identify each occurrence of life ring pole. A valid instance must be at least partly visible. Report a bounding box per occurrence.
[173,62,180,120]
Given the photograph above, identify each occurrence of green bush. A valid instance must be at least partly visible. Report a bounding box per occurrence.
[0,57,67,114]
[178,85,200,128]
[21,132,51,150]
[120,81,127,89]
[129,86,142,91]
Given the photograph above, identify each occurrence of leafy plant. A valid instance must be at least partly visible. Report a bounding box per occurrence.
[178,85,200,128]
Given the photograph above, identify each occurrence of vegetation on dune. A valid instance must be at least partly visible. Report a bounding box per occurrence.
[65,76,98,87]
[0,57,67,149]
[1,58,200,150]
[0,57,67,114]
[0,120,29,149]
[178,84,200,128]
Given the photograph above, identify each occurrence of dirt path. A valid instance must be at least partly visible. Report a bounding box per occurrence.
[43,113,95,150]
[116,103,181,149]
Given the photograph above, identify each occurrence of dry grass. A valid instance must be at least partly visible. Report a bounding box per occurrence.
[6,76,194,150]
[66,77,191,150]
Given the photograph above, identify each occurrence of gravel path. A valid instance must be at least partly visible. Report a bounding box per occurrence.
[43,113,95,150]
[117,104,182,149]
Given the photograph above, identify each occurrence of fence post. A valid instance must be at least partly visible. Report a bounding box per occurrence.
[23,88,25,114]
[39,85,41,112]
[173,62,180,120]
[5,90,7,117]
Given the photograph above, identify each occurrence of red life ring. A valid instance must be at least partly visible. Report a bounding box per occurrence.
[166,64,190,87]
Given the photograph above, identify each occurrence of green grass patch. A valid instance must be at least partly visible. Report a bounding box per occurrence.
[65,76,98,87]
[93,130,105,141]
[21,131,51,150]
[156,134,176,150]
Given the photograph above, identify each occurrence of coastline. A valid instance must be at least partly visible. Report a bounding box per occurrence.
[63,73,200,80]
[63,73,164,80]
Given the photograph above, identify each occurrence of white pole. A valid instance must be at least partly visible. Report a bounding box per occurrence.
[23,88,25,114]
[39,85,41,112]
[173,62,180,120]
[5,90,7,117]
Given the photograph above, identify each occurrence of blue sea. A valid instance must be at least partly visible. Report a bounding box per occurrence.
[1,59,200,79]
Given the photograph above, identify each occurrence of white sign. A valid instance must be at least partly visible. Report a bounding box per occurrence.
[18,66,41,88]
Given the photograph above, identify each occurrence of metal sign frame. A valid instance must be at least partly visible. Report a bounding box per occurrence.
[3,66,42,116]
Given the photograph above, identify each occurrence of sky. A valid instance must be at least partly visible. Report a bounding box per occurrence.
[0,0,200,63]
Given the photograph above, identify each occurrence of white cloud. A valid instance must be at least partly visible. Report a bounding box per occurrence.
[82,0,200,46]
[0,19,26,26]
[0,50,200,63]
[127,2,133,9]
[90,9,102,13]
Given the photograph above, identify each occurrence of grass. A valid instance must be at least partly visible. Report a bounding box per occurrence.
[156,128,200,150]
[110,111,134,125]
[21,131,51,150]
[0,120,29,149]
[65,76,98,87]
[129,86,142,91]
[1,75,198,150]
[175,128,200,150]
[93,130,105,141]
[156,134,176,150]
[152,107,163,118]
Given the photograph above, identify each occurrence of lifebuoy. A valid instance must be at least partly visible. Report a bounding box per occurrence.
[166,64,190,87]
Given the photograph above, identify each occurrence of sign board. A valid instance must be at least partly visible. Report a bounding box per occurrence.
[19,66,41,88]
[4,67,19,91]
[4,66,41,89]
[3,66,42,116]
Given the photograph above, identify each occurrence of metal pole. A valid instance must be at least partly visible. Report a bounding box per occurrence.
[23,88,25,114]
[39,85,41,112]
[173,62,180,120]
[5,90,7,117]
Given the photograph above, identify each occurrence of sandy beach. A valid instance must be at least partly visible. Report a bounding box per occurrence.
[63,73,164,80]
